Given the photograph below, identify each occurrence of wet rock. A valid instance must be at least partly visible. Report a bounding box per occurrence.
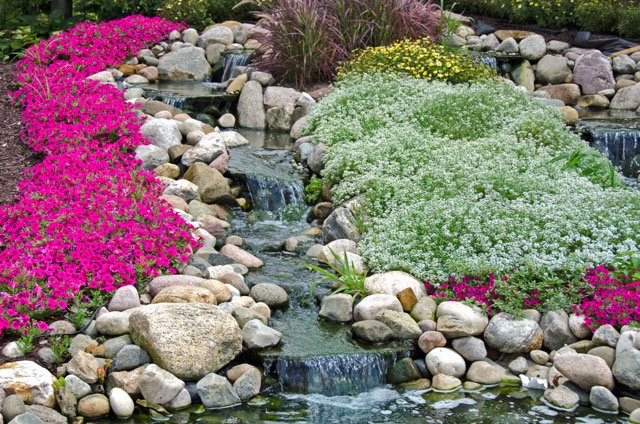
[319,294,353,323]
[387,358,421,384]
[553,353,614,391]
[237,81,266,129]
[431,374,462,392]
[196,373,240,408]
[139,364,185,405]
[77,394,110,418]
[375,310,421,340]
[165,388,192,409]
[130,303,242,380]
[249,283,288,308]
[425,348,466,378]
[466,361,501,385]
[232,367,261,401]
[543,385,579,410]
[242,319,282,349]
[436,301,488,338]
[219,244,264,268]
[590,386,618,413]
[351,320,393,344]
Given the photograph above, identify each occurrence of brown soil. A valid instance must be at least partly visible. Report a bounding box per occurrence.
[0,62,42,207]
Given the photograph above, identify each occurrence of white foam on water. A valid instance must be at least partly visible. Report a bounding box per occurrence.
[531,405,559,417]
[284,387,401,411]
[430,398,477,410]
[576,416,607,424]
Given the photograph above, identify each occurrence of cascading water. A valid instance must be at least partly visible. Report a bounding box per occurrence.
[245,174,305,212]
[474,55,498,71]
[221,52,251,82]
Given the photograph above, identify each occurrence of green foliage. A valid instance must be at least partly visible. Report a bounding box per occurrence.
[550,148,619,188]
[53,376,66,390]
[308,248,368,298]
[575,1,618,33]
[305,175,324,203]
[16,326,45,354]
[612,251,640,281]
[304,73,640,292]
[338,38,497,84]
[49,335,71,364]
[73,0,164,21]
[617,7,640,38]
[65,294,92,329]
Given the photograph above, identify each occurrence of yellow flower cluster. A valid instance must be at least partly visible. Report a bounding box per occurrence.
[338,38,496,84]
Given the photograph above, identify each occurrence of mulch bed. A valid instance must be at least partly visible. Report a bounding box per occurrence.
[0,62,42,207]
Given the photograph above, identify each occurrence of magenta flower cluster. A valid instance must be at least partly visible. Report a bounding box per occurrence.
[574,265,640,329]
[0,16,199,334]
[426,276,501,315]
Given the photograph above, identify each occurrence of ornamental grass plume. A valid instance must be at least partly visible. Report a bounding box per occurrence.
[0,16,199,335]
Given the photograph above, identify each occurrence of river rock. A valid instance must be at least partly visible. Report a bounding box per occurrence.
[158,47,211,81]
[108,286,141,312]
[610,83,640,110]
[568,313,591,339]
[67,351,100,384]
[129,303,242,380]
[436,301,488,338]
[164,179,201,203]
[612,347,640,390]
[511,60,535,92]
[232,367,261,401]
[375,310,421,340]
[519,34,546,61]
[495,37,518,54]
[536,55,571,85]
[553,353,614,391]
[249,283,288,308]
[544,385,579,410]
[592,324,620,347]
[364,271,426,300]
[573,51,615,95]
[425,348,466,378]
[387,358,421,384]
[68,334,97,357]
[540,310,578,351]
[8,413,45,424]
[201,26,234,47]
[238,80,266,129]
[140,119,182,151]
[587,346,615,368]
[432,374,462,392]
[590,386,619,412]
[184,163,234,205]
[613,54,637,74]
[508,356,529,375]
[139,364,184,405]
[576,94,610,109]
[95,311,131,336]
[112,345,151,372]
[319,293,353,323]
[483,313,543,353]
[410,296,436,322]
[466,361,501,385]
[535,83,581,105]
[152,285,217,305]
[64,375,92,399]
[232,306,267,328]
[197,373,240,408]
[106,365,148,399]
[135,145,170,170]
[200,280,232,304]
[242,319,282,349]
[263,86,301,109]
[2,395,26,422]
[307,143,327,175]
[452,336,487,361]
[165,388,192,409]
[266,104,295,131]
[54,386,76,419]
[77,394,110,418]
[318,239,357,263]
[109,388,134,418]
[220,244,264,268]
[351,320,393,344]
[418,331,446,354]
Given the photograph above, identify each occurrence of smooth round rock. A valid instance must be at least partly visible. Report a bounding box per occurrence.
[77,394,110,418]
[109,388,134,418]
[425,348,466,378]
[249,283,289,308]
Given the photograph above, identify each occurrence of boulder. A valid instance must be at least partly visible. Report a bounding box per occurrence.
[237,80,266,129]
[77,394,110,418]
[425,348,466,378]
[66,351,99,384]
[319,294,353,323]
[129,303,242,380]
[220,244,264,268]
[553,353,614,391]
[164,179,201,203]
[264,86,301,108]
[364,271,426,300]
[232,367,261,401]
[139,364,184,405]
[158,47,211,81]
[519,34,546,61]
[249,283,289,308]
[375,309,421,340]
[140,119,182,151]
[152,285,217,305]
[108,286,141,312]
[387,358,421,384]
[590,386,619,413]
[573,51,615,95]
[112,345,151,372]
[511,60,535,92]
[436,301,488,338]
[540,310,578,351]
[576,94,610,109]
[592,324,620,347]
[196,373,240,408]
[612,54,637,74]
[451,336,487,362]
[568,313,591,339]
[242,319,282,349]
[109,388,134,418]
[418,331,447,354]
[201,26,234,48]
[410,296,436,322]
[613,347,640,390]
[351,320,393,344]
[535,83,581,105]
[149,275,205,297]
[536,55,571,85]
[95,311,131,336]
[465,361,501,385]
[64,375,92,399]
[322,197,362,243]
[307,143,327,175]
[184,163,234,205]
[432,374,462,392]
[483,313,543,353]
[135,145,170,170]
[543,385,579,410]
[610,83,640,110]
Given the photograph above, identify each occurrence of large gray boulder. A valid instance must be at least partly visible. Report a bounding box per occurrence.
[535,55,571,85]
[483,313,543,353]
[322,197,362,244]
[129,304,242,380]
[425,347,466,378]
[201,26,235,48]
[238,81,266,129]
[139,364,184,405]
[140,119,182,151]
[135,145,170,170]
[553,353,615,391]
[519,34,546,61]
[540,310,578,351]
[197,373,240,408]
[264,87,301,108]
[436,301,488,338]
[613,346,640,390]
[610,84,640,110]
[353,294,403,322]
[158,47,211,81]
[573,51,615,95]
[364,271,426,300]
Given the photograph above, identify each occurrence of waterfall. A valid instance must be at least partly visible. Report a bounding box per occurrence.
[264,352,403,395]
[586,128,640,176]
[221,52,251,82]
[474,55,498,71]
[245,174,305,212]
[162,96,186,110]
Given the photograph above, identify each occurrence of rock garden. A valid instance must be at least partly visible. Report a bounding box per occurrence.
[1,1,640,423]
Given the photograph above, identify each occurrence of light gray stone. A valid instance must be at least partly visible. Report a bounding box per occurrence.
[508,356,529,375]
[2,395,26,422]
[452,336,487,361]
[519,34,546,61]
[613,347,640,390]
[108,286,141,312]
[610,83,640,110]
[540,310,578,351]
[544,385,579,410]
[158,47,211,81]
[590,386,618,412]
[351,320,393,344]
[67,351,99,384]
[238,81,266,129]
[592,324,620,347]
[95,311,131,336]
[496,37,518,54]
[466,361,501,385]
[322,197,362,243]
[568,313,591,339]
[436,301,488,338]
[201,26,234,48]
[7,413,44,424]
[139,364,185,405]
[553,353,615,391]
[319,294,353,323]
[64,375,92,399]
[242,319,282,349]
[484,312,543,353]
[232,367,261,401]
[613,54,637,74]
[536,55,571,85]
[109,388,134,418]
[249,283,289,308]
[197,373,240,408]
[112,345,151,372]
[365,271,426,300]
[141,119,183,151]
[375,309,421,340]
[432,374,462,392]
[264,86,301,109]
[425,348,466,378]
[135,144,170,170]
[69,334,97,357]
[418,331,446,354]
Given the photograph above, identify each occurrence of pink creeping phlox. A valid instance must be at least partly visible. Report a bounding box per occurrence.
[0,16,199,334]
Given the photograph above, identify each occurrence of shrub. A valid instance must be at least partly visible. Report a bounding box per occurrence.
[252,0,441,88]
[303,73,640,310]
[338,38,497,84]
[157,0,258,29]
[575,1,618,34]
[617,6,640,38]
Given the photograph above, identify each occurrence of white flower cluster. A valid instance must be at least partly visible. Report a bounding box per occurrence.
[304,74,640,284]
